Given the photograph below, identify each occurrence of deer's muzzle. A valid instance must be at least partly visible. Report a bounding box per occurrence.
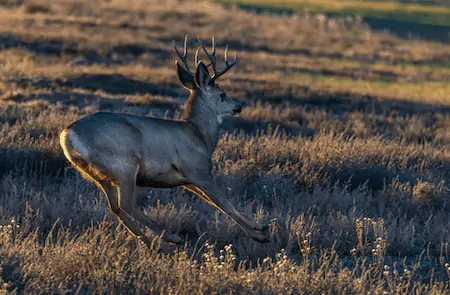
[232,105,242,115]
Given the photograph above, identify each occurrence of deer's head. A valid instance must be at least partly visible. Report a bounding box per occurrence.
[174,35,241,122]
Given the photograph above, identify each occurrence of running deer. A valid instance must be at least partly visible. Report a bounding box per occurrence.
[59,35,270,247]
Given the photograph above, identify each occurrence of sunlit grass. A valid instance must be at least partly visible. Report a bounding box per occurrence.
[215,0,450,26]
[248,70,450,105]
[2,0,450,293]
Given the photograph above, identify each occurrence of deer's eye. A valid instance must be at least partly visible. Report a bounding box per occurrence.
[220,93,226,101]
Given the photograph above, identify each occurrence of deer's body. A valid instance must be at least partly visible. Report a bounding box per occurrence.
[62,112,210,188]
[60,36,269,248]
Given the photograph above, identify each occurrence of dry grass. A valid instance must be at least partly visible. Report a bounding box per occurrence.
[1,0,450,293]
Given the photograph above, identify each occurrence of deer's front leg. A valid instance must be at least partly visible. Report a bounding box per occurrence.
[187,176,270,243]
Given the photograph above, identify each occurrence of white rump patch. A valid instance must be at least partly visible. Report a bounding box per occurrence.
[217,115,223,124]
[69,129,91,160]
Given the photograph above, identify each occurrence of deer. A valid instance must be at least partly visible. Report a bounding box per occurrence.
[59,35,270,248]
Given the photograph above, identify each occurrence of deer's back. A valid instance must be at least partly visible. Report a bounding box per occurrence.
[65,112,209,173]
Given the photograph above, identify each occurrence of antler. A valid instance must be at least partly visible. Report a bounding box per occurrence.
[173,34,200,75]
[197,36,238,81]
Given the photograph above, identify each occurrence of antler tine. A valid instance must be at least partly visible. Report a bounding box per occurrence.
[183,35,238,80]
[197,36,217,71]
[194,46,201,67]
[196,36,237,80]
[213,45,238,80]
[182,34,188,56]
[195,46,213,68]
[211,36,216,56]
[173,34,195,75]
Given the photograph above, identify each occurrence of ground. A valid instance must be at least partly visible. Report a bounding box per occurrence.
[1,0,450,293]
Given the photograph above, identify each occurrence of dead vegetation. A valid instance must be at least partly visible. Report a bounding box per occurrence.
[1,0,450,293]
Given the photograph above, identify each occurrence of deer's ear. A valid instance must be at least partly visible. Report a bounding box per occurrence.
[176,61,196,90]
[194,61,212,91]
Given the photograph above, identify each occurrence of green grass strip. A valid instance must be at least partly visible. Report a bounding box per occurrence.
[215,0,450,27]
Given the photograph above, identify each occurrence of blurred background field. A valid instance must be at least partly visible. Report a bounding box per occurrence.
[217,0,450,40]
[0,0,450,293]
[216,0,450,25]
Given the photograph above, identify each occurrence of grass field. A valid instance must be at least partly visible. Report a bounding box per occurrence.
[216,0,450,26]
[2,0,450,293]
[215,0,450,42]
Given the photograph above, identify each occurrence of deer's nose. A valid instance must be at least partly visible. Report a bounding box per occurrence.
[232,104,242,114]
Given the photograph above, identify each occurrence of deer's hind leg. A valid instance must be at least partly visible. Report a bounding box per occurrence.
[97,180,157,247]
[67,157,155,247]
[115,167,184,245]
[67,151,183,246]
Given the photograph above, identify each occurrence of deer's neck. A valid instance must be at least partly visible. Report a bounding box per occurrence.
[183,97,221,154]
